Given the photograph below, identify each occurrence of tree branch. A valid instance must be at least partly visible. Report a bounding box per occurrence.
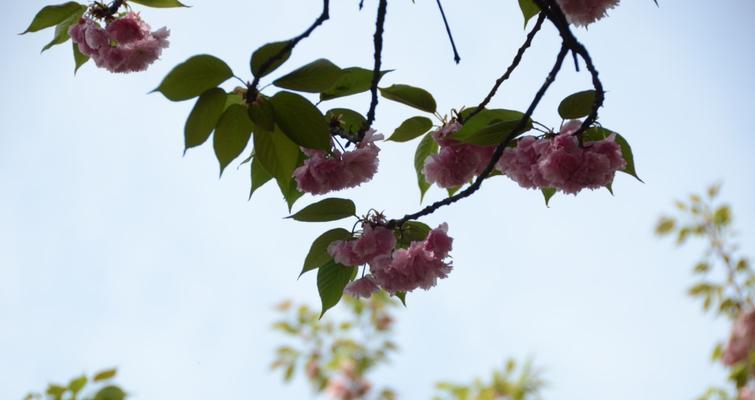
[249,0,330,94]
[361,0,388,139]
[460,12,546,124]
[386,45,570,229]
[435,0,461,64]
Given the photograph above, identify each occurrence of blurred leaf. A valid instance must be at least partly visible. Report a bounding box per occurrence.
[68,375,87,394]
[301,228,353,276]
[274,59,344,93]
[21,2,84,34]
[379,84,437,113]
[184,87,226,152]
[557,90,596,119]
[693,262,711,274]
[213,104,253,176]
[271,91,331,150]
[288,198,356,222]
[155,55,233,101]
[655,217,676,235]
[93,368,117,382]
[251,41,292,78]
[713,206,731,226]
[94,385,126,400]
[388,116,433,142]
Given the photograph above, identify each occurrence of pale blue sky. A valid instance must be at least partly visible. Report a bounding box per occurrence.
[2,0,755,399]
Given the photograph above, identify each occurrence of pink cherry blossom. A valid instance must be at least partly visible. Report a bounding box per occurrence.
[423,122,496,189]
[723,308,755,366]
[328,225,396,267]
[556,0,620,27]
[369,224,453,294]
[294,130,383,195]
[69,13,170,73]
[496,136,551,189]
[344,276,380,298]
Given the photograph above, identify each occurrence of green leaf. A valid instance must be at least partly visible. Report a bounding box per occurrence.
[46,384,66,398]
[184,87,226,152]
[558,90,597,119]
[395,292,407,306]
[301,228,353,277]
[388,116,433,142]
[288,198,356,222]
[128,0,188,7]
[325,108,366,135]
[518,0,540,28]
[41,10,83,52]
[94,385,126,400]
[253,127,300,188]
[21,2,84,34]
[582,127,642,181]
[414,132,439,201]
[68,375,87,394]
[248,95,275,132]
[396,220,431,247]
[276,155,305,212]
[213,104,254,176]
[72,41,89,73]
[93,368,117,382]
[542,188,556,206]
[274,59,344,93]
[250,156,273,199]
[251,41,292,78]
[379,84,437,113]
[271,91,331,150]
[318,261,356,317]
[155,55,233,101]
[320,68,391,101]
[452,109,531,145]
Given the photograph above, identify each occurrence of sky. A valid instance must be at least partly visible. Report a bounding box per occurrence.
[2,0,755,399]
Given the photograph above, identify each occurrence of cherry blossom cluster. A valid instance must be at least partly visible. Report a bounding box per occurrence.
[328,222,454,298]
[497,120,626,194]
[69,12,169,73]
[423,121,495,189]
[294,130,382,195]
[556,0,621,27]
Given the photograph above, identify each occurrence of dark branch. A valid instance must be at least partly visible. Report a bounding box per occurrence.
[460,12,546,124]
[435,0,461,64]
[386,45,570,228]
[249,0,330,93]
[361,0,388,139]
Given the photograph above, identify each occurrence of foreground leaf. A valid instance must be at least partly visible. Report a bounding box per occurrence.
[21,2,84,34]
[379,84,437,113]
[253,127,300,188]
[72,41,89,73]
[271,91,331,150]
[155,55,233,101]
[288,198,356,222]
[320,68,391,101]
[318,261,356,317]
[558,90,597,119]
[274,59,344,93]
[388,116,434,142]
[251,41,292,78]
[452,108,531,145]
[582,127,642,181]
[301,228,353,277]
[184,87,226,151]
[213,104,253,176]
[414,133,439,201]
[129,0,188,7]
[518,0,540,28]
[325,108,366,134]
[250,156,273,199]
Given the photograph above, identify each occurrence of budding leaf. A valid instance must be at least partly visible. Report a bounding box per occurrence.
[558,90,597,119]
[21,2,85,34]
[249,156,273,199]
[274,59,344,93]
[94,386,126,400]
[379,84,437,113]
[271,91,331,150]
[184,87,227,152]
[128,0,188,7]
[251,41,292,78]
[414,132,439,202]
[518,0,540,28]
[72,41,89,73]
[320,68,392,101]
[582,127,642,182]
[155,55,233,101]
[213,104,253,176]
[301,228,353,277]
[318,261,356,318]
[453,109,531,145]
[325,108,366,135]
[388,116,434,142]
[288,198,356,222]
[253,127,300,188]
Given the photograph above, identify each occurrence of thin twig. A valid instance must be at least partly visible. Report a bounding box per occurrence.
[386,45,570,228]
[435,0,461,64]
[361,0,388,140]
[461,12,546,124]
[248,0,331,94]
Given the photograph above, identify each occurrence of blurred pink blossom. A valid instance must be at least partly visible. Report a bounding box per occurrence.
[723,308,755,366]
